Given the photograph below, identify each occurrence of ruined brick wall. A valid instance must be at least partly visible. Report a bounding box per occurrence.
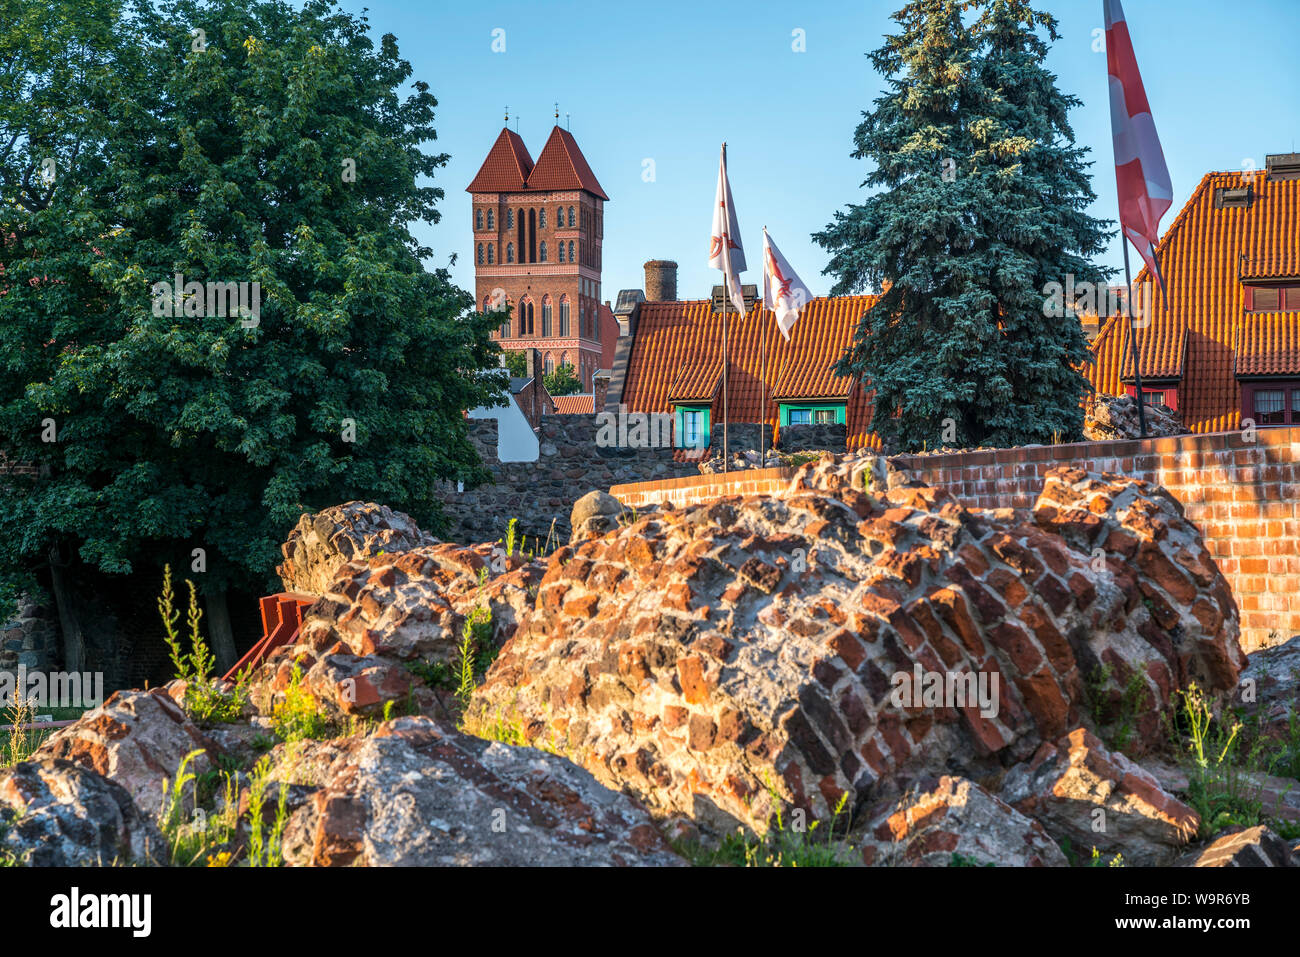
[441,414,698,547]
[610,428,1300,652]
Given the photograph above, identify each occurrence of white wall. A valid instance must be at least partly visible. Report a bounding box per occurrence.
[467,392,539,462]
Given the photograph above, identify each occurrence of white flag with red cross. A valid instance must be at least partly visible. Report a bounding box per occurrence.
[762,228,813,341]
[1105,0,1172,289]
[708,143,747,315]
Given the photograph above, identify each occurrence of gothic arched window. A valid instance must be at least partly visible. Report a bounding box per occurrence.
[506,242,514,263]
[506,208,514,229]
[539,241,548,262]
[486,209,495,230]
[487,244,494,264]
[568,206,575,227]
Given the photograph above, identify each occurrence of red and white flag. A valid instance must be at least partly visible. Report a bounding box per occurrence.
[762,229,813,341]
[708,143,747,315]
[1105,0,1172,288]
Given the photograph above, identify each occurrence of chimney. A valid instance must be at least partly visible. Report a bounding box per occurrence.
[644,260,678,302]
[1266,153,1300,182]
[525,348,540,380]
[592,369,610,413]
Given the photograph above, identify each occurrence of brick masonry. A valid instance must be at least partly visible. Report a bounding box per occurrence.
[610,427,1300,653]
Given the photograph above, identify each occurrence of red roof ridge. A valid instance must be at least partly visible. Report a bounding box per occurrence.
[466,128,535,194]
[526,126,609,200]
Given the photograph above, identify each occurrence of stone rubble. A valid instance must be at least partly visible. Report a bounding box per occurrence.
[276,716,685,866]
[857,774,1068,867]
[1084,393,1186,441]
[1001,728,1199,866]
[0,759,163,866]
[35,688,223,817]
[468,464,1244,836]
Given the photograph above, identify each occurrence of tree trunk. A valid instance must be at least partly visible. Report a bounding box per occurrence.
[205,584,238,675]
[48,545,85,674]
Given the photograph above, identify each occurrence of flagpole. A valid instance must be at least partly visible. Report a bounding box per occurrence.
[760,228,767,466]
[1122,241,1148,438]
[720,145,730,473]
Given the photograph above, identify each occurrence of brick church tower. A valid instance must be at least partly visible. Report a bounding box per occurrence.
[467,124,615,391]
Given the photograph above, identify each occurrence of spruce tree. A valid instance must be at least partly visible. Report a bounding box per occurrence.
[815,0,1111,451]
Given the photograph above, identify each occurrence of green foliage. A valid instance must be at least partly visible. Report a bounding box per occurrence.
[0,812,27,867]
[465,708,531,747]
[245,754,289,867]
[501,350,527,378]
[677,784,854,867]
[1091,847,1125,867]
[1085,664,1148,755]
[157,748,240,866]
[1172,682,1263,839]
[454,606,493,709]
[0,694,39,769]
[270,665,334,743]
[814,0,1112,451]
[543,363,582,397]
[0,0,506,606]
[157,565,246,723]
[406,658,453,690]
[950,852,995,867]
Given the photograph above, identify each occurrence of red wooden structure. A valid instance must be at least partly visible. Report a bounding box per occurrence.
[221,593,316,683]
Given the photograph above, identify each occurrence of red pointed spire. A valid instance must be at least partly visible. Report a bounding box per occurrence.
[527,126,608,199]
[466,128,535,193]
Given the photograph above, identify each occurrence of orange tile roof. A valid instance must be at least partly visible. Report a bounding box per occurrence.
[552,394,595,414]
[466,128,534,193]
[526,127,609,200]
[466,126,607,200]
[667,356,722,403]
[620,296,880,449]
[1236,313,1300,377]
[1088,170,1300,432]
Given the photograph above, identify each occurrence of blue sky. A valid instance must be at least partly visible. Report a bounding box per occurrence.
[350,0,1300,301]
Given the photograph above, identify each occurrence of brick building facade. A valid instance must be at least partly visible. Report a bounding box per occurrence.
[467,125,618,391]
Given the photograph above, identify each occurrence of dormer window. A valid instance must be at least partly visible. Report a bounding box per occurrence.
[1245,283,1300,312]
[1215,186,1252,209]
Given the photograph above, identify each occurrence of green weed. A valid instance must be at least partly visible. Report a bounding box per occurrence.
[158,565,247,724]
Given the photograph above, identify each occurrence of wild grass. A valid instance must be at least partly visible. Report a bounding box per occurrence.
[244,754,289,867]
[270,665,335,743]
[158,565,247,724]
[454,606,495,710]
[1167,682,1262,839]
[675,783,853,867]
[1085,664,1148,755]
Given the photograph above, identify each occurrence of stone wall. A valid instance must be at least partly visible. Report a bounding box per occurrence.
[777,422,848,452]
[708,422,771,454]
[441,414,698,546]
[610,427,1300,653]
[0,595,59,673]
